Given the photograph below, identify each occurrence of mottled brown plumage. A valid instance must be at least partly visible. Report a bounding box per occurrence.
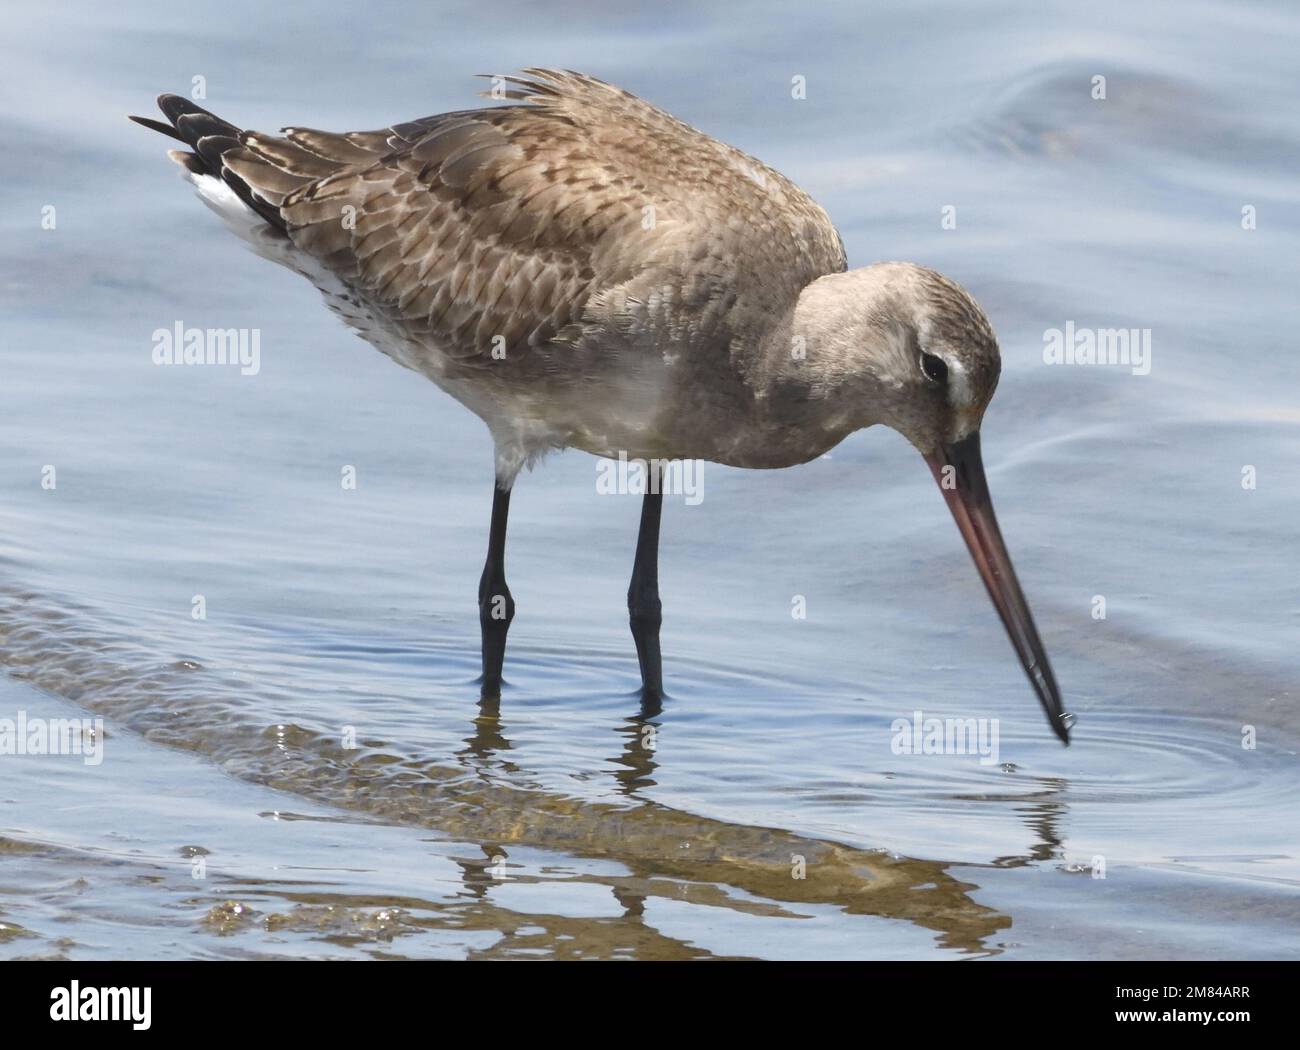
[135,72,886,478]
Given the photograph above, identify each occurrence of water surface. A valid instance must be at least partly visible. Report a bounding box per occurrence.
[1,0,1298,958]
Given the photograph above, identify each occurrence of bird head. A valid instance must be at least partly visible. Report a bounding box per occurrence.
[792,262,1069,744]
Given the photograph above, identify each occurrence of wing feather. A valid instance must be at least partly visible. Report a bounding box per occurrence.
[137,71,846,368]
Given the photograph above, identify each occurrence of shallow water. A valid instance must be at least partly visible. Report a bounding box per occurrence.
[2,0,1298,959]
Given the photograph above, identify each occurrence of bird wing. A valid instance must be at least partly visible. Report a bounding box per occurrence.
[139,70,847,365]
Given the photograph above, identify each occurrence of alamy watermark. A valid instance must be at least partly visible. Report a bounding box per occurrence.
[596,452,704,505]
[890,710,1000,766]
[50,981,150,1030]
[152,322,261,375]
[0,711,104,766]
[1043,321,1151,375]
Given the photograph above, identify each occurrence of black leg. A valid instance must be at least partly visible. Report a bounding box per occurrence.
[628,487,664,698]
[478,481,515,698]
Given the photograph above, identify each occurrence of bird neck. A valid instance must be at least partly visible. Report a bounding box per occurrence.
[747,271,879,443]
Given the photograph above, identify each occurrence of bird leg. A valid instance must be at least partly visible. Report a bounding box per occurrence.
[478,481,515,698]
[628,486,664,699]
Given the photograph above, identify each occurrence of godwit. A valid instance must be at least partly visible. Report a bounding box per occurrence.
[132,69,1070,744]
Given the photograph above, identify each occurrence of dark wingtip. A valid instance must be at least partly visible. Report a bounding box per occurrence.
[157,93,194,121]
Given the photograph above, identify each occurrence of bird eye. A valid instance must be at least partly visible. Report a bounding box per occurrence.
[920,352,948,384]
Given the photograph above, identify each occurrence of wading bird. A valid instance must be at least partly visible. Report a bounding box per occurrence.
[133,69,1070,743]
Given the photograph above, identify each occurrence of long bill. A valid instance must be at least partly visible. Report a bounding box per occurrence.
[923,432,1070,745]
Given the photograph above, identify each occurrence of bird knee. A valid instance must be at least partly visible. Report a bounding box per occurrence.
[627,594,662,634]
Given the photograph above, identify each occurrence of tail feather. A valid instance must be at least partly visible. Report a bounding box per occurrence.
[126,114,184,142]
[157,93,240,139]
[130,94,291,230]
[131,94,445,234]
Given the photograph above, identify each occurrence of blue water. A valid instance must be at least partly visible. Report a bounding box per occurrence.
[1,0,1297,958]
